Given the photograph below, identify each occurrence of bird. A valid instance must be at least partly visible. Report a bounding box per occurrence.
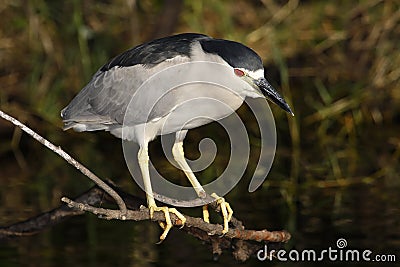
[61,33,293,241]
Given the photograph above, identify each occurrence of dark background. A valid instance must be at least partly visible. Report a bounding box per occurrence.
[0,0,399,266]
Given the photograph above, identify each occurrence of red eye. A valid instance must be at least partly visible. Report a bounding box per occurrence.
[234,68,245,77]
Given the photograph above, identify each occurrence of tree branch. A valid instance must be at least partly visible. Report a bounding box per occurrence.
[0,185,290,261]
[0,109,291,261]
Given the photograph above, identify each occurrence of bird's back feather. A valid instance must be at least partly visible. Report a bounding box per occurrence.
[61,33,210,132]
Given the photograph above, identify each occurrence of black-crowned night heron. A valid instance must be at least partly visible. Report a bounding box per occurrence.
[61,33,293,241]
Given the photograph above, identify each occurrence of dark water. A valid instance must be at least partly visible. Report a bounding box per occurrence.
[0,107,399,267]
[1,186,399,267]
[1,143,399,266]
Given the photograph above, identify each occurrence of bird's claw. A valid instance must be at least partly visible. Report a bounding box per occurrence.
[203,193,233,234]
[149,205,186,242]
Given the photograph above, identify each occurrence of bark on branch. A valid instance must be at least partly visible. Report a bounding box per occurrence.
[0,185,290,261]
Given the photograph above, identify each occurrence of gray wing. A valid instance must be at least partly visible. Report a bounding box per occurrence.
[61,56,191,132]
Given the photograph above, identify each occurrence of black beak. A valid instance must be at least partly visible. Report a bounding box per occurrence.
[255,78,294,116]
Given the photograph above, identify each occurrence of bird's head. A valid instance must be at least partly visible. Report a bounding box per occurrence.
[200,38,294,116]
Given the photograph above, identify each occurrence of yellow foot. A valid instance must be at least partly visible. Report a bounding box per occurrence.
[204,193,233,234]
[202,205,210,223]
[149,205,186,242]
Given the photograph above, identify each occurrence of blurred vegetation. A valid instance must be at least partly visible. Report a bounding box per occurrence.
[0,0,399,265]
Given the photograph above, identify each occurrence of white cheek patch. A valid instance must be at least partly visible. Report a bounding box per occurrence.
[248,69,265,80]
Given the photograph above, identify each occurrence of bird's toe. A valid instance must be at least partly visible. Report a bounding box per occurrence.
[148,205,186,242]
[211,193,233,234]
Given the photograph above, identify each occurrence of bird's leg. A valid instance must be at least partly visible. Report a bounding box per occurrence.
[138,145,186,242]
[172,139,207,198]
[172,131,233,232]
[172,131,212,223]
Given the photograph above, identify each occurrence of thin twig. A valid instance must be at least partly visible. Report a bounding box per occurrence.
[61,196,290,242]
[0,185,290,261]
[0,110,127,215]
